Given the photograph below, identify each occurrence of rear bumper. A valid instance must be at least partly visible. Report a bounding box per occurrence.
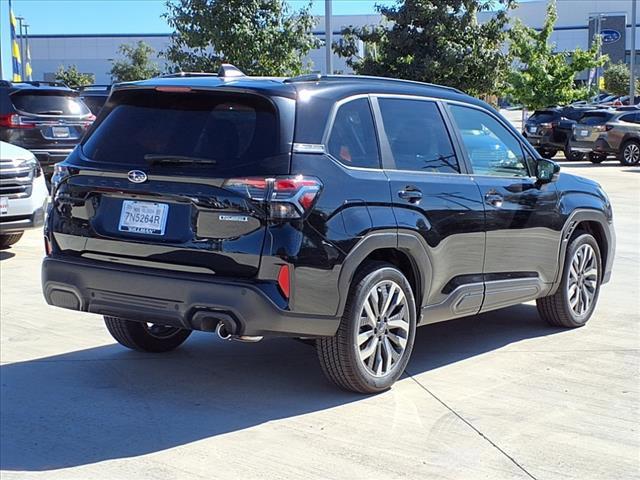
[569,139,596,152]
[41,256,340,338]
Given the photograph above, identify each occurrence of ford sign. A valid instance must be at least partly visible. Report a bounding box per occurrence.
[127,170,148,183]
[601,29,621,44]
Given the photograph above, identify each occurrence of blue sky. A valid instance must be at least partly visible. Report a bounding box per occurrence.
[4,0,397,35]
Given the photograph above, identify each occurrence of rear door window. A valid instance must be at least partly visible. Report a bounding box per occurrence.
[327,98,380,168]
[11,92,90,116]
[377,98,459,173]
[82,90,284,176]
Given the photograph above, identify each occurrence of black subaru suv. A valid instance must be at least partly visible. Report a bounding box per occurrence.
[41,68,615,393]
[0,81,95,177]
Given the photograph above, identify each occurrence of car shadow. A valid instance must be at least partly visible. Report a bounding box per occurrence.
[1,304,560,471]
[0,251,16,260]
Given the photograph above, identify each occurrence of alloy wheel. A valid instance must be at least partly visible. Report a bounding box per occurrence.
[567,244,598,317]
[357,280,410,377]
[624,143,640,164]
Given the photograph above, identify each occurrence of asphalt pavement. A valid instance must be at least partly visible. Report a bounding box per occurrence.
[1,160,638,480]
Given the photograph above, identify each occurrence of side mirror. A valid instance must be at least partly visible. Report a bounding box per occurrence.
[536,158,560,184]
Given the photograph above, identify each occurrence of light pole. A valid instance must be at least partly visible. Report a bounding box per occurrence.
[325,0,333,75]
[16,16,25,79]
[24,23,31,81]
[593,14,606,93]
[630,0,637,99]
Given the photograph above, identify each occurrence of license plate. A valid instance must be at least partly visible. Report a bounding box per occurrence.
[52,126,70,138]
[529,126,537,133]
[580,130,589,136]
[118,200,168,235]
[0,196,8,215]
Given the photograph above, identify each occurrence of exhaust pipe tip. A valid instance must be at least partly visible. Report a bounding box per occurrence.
[216,322,233,340]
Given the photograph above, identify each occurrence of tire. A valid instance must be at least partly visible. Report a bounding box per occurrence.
[564,143,585,161]
[536,232,602,328]
[536,148,558,159]
[618,140,640,166]
[588,152,606,164]
[104,316,191,352]
[0,232,24,249]
[316,261,417,394]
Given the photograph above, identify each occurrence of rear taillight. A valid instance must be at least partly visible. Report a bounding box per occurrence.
[223,175,322,220]
[0,113,34,129]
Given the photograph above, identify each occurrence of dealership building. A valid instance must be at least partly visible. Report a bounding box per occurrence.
[3,0,640,84]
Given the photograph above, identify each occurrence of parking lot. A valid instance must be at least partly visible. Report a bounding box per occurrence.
[1,161,638,480]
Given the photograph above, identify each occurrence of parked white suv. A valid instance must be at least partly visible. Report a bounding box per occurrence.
[0,141,48,248]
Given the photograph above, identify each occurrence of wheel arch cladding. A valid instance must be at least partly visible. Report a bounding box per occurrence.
[336,232,433,318]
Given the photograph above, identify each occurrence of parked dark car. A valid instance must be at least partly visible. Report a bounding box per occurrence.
[571,109,640,165]
[0,81,95,176]
[77,84,111,115]
[42,68,615,393]
[522,106,594,160]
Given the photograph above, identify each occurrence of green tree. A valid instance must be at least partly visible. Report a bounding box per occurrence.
[55,65,94,89]
[333,0,516,98]
[162,0,319,76]
[603,62,638,96]
[507,0,606,110]
[109,41,161,82]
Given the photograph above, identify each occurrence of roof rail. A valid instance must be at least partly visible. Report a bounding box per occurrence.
[77,84,112,91]
[159,72,218,78]
[14,80,69,88]
[284,74,464,94]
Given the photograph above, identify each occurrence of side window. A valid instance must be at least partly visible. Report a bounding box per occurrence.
[449,104,530,177]
[327,98,380,168]
[377,98,459,173]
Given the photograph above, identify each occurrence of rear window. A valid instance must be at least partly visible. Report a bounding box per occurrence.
[529,111,558,122]
[579,113,613,125]
[11,91,90,116]
[82,90,284,176]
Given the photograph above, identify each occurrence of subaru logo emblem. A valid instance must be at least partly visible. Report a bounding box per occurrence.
[127,170,147,183]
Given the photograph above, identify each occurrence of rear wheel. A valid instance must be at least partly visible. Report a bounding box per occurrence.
[316,262,417,393]
[564,143,585,161]
[536,147,558,159]
[537,233,601,328]
[588,152,607,164]
[619,140,640,166]
[0,232,24,249]
[104,316,191,352]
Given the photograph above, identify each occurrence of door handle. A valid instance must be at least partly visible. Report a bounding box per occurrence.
[398,188,423,203]
[484,191,504,208]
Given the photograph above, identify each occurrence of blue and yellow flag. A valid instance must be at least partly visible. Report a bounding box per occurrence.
[9,0,22,82]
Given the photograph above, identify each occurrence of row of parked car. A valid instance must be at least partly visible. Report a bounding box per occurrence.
[522,97,640,166]
[0,80,110,247]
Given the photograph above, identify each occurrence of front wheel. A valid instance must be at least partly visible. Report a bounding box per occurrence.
[619,140,640,166]
[537,233,601,328]
[104,316,191,352]
[316,262,417,394]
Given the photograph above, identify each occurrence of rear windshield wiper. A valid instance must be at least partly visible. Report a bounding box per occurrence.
[36,110,64,115]
[144,154,217,165]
